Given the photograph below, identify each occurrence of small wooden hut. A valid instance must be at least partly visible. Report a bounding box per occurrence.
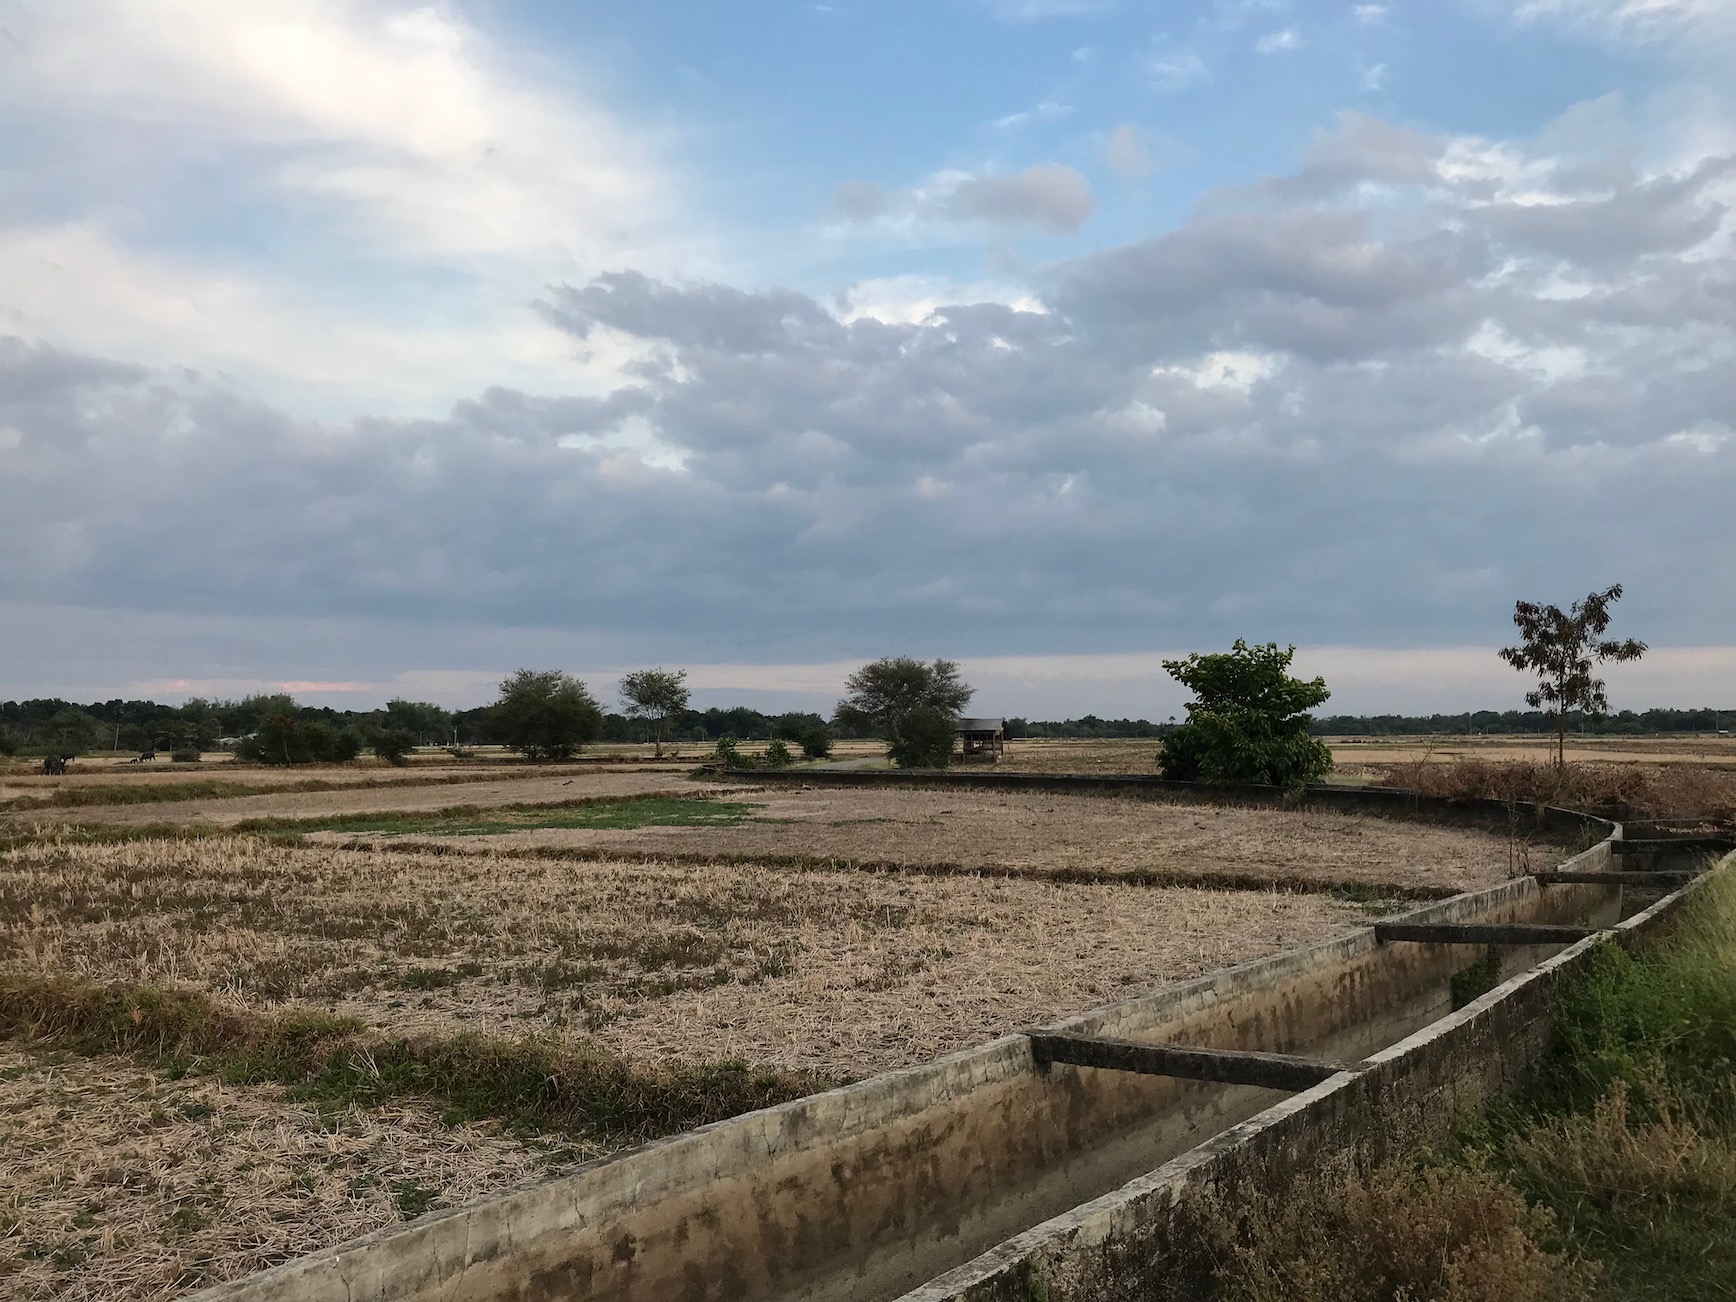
[955,717,1007,762]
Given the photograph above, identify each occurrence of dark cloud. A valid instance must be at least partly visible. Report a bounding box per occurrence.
[4,115,1734,668]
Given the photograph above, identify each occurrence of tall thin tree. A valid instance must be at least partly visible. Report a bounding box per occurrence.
[1499,584,1646,772]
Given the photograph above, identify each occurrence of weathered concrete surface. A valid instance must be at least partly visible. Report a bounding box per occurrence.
[190,820,1637,1302]
[894,854,1727,1302]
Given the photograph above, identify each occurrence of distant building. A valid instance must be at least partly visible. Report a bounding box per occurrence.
[955,717,1007,761]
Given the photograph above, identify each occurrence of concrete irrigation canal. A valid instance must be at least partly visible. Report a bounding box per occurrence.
[193,778,1731,1302]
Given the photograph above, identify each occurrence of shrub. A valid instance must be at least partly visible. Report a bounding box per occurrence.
[169,748,201,764]
[0,730,17,757]
[1186,1162,1598,1302]
[369,729,418,766]
[711,737,753,771]
[886,706,955,770]
[763,739,794,769]
[797,727,833,760]
[1158,640,1332,787]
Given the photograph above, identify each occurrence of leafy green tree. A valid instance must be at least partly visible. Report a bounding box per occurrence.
[796,727,833,760]
[886,706,957,770]
[369,729,419,766]
[618,668,691,757]
[1158,641,1332,787]
[493,669,603,760]
[383,699,452,745]
[235,712,362,765]
[1500,584,1646,772]
[834,658,973,737]
[763,739,795,769]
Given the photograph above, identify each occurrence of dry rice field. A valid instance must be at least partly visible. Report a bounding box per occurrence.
[358,786,1553,894]
[1,770,741,828]
[0,834,1372,1079]
[0,1046,569,1302]
[0,754,1576,1302]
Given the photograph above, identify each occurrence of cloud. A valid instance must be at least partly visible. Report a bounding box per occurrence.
[1256,27,1304,53]
[1147,42,1210,90]
[980,0,1117,19]
[0,0,689,413]
[3,108,1734,690]
[1514,0,1736,43]
[1,0,676,264]
[831,164,1098,235]
[1353,4,1389,24]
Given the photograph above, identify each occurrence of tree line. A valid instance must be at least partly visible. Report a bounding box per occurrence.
[2,584,1685,777]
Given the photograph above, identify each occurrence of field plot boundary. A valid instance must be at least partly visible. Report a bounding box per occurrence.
[180,812,1640,1302]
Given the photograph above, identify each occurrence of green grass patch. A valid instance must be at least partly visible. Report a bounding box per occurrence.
[0,972,837,1145]
[247,795,763,838]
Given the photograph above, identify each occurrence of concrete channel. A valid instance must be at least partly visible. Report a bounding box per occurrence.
[192,779,1728,1302]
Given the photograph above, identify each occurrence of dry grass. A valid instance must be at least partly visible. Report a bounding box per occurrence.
[996,738,1162,774]
[410,787,1550,895]
[0,835,1366,1078]
[3,771,742,829]
[0,1046,564,1302]
[1379,759,1736,821]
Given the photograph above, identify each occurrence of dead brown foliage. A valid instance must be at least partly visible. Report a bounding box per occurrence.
[1185,1161,1599,1302]
[0,835,1365,1078]
[1380,759,1736,820]
[0,1046,559,1302]
[423,786,1540,895]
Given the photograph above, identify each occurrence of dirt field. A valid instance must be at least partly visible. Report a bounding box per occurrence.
[1,835,1369,1078]
[345,786,1552,894]
[1,770,747,829]
[0,1046,568,1302]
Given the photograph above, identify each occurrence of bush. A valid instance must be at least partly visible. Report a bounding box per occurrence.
[763,739,794,769]
[797,727,833,760]
[1158,640,1332,787]
[369,729,418,766]
[886,706,955,770]
[710,737,753,771]
[169,748,201,764]
[1186,1162,1597,1302]
[0,730,17,757]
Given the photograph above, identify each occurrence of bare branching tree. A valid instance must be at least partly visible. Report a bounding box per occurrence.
[1499,585,1646,772]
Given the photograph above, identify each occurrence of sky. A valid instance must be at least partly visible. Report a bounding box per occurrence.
[1,0,1733,719]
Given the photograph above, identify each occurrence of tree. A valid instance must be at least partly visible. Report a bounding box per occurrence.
[493,669,603,760]
[1499,584,1646,772]
[618,668,691,757]
[1158,640,1333,787]
[885,706,957,770]
[369,729,419,766]
[834,657,974,737]
[383,699,451,745]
